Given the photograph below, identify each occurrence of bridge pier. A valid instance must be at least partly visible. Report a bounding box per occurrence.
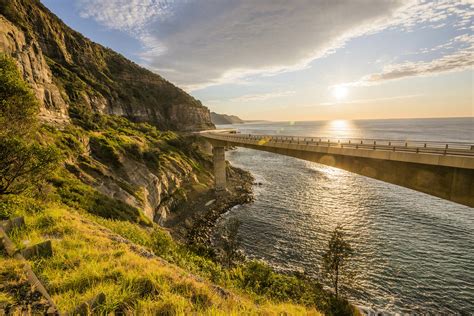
[212,146,226,191]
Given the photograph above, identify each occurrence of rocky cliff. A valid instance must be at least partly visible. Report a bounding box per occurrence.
[0,0,214,131]
[0,0,254,242]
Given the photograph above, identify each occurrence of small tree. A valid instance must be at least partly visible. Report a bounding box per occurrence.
[0,138,59,195]
[0,54,39,138]
[322,225,353,297]
[0,54,59,196]
[219,217,244,268]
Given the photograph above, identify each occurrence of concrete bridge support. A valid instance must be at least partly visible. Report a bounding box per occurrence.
[212,146,226,191]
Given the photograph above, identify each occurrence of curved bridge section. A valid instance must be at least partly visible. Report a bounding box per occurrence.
[200,131,474,207]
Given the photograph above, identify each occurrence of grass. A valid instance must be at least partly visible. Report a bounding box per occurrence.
[0,198,323,315]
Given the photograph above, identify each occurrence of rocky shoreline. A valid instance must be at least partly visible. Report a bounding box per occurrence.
[165,164,254,248]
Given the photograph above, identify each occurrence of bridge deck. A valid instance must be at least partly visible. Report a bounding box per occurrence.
[204,131,474,156]
[202,131,474,169]
[200,131,474,207]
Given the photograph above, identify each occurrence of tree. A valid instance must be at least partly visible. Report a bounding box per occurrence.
[322,225,353,297]
[0,54,39,138]
[0,138,59,195]
[0,54,59,195]
[218,217,244,268]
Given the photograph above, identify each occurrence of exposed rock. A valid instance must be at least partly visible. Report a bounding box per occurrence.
[0,15,68,123]
[205,199,216,206]
[0,0,214,131]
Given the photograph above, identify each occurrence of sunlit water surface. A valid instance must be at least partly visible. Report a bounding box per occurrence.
[215,118,474,314]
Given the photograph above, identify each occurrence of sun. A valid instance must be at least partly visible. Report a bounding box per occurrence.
[331,85,348,101]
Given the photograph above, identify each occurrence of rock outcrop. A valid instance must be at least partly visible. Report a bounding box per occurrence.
[0,15,68,124]
[0,0,214,131]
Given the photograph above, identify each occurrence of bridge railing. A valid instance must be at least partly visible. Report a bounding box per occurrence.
[205,132,474,157]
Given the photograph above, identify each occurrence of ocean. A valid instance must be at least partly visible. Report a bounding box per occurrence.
[215,117,474,314]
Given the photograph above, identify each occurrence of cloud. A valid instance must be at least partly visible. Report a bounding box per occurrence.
[319,94,423,106]
[343,46,473,87]
[77,0,172,32]
[229,91,296,102]
[76,0,473,90]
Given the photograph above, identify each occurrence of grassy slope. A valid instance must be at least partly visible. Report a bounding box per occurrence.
[0,115,330,314]
[0,196,320,315]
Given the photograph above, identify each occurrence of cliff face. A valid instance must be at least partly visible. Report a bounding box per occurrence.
[0,0,214,131]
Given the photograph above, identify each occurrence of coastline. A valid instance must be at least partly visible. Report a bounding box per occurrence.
[165,163,254,247]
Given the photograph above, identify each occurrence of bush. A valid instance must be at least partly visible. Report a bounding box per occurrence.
[151,229,176,256]
[0,195,44,220]
[89,135,122,167]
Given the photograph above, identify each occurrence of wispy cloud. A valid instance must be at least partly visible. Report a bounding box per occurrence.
[77,0,173,32]
[229,91,296,102]
[406,33,474,55]
[319,94,423,106]
[343,47,473,87]
[75,0,474,90]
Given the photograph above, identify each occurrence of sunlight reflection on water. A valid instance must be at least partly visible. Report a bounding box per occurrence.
[215,118,474,314]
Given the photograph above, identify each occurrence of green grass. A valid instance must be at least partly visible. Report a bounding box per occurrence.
[0,198,323,315]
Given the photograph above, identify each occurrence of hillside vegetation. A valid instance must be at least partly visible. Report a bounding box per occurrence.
[0,54,357,315]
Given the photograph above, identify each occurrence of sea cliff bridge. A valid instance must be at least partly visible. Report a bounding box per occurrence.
[200,130,474,208]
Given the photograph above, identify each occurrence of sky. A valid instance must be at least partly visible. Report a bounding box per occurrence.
[41,0,473,121]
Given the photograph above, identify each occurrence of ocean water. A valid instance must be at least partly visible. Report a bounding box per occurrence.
[215,117,474,314]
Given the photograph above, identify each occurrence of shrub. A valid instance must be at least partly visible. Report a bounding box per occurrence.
[151,229,176,256]
[89,136,122,167]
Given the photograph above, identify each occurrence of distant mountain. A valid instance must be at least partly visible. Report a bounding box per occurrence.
[210,112,245,125]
